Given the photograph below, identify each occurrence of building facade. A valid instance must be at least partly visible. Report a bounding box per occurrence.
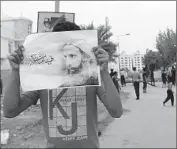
[1,17,32,69]
[132,51,144,71]
[119,51,144,71]
[119,51,133,71]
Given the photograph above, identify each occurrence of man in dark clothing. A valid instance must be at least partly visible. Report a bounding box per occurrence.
[0,78,2,95]
[110,69,114,78]
[112,71,121,93]
[171,66,176,86]
[150,70,155,86]
[142,68,147,93]
[163,76,174,106]
[161,69,167,88]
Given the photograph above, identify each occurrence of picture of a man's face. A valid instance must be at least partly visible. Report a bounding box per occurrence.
[63,45,82,75]
[44,22,50,28]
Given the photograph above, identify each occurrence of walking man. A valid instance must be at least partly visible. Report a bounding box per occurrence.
[171,66,176,86]
[142,67,147,93]
[131,67,141,100]
[163,75,174,106]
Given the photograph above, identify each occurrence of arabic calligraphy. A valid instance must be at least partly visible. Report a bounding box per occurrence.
[21,53,55,65]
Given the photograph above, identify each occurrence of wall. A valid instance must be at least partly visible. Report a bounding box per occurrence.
[14,20,32,40]
[1,21,15,39]
[1,38,9,58]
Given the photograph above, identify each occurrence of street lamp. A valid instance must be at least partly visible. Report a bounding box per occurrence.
[117,33,130,73]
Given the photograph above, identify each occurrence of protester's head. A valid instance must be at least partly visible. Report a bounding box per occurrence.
[133,67,136,71]
[52,21,81,32]
[114,71,118,76]
[59,40,94,75]
[111,69,114,72]
[143,67,146,72]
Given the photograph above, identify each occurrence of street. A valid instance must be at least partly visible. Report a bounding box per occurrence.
[100,82,176,148]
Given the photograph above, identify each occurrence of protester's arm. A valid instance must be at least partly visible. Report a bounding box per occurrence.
[3,70,39,118]
[3,45,39,118]
[93,45,123,118]
[97,72,123,118]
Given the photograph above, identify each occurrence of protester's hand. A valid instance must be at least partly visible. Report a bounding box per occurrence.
[7,45,24,70]
[92,46,109,72]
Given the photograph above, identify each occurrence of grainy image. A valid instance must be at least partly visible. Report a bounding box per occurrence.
[20,30,101,91]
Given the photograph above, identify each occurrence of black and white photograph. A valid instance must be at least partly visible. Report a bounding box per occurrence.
[20,30,100,91]
[1,1,176,149]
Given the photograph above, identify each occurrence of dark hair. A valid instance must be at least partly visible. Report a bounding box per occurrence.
[111,69,114,72]
[133,67,136,71]
[52,21,81,32]
[114,71,118,75]
[143,67,146,71]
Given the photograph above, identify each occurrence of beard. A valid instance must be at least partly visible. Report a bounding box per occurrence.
[66,63,83,75]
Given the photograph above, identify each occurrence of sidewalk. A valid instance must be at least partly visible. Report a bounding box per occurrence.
[100,83,176,148]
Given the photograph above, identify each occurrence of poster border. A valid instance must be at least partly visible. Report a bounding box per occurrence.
[37,11,75,33]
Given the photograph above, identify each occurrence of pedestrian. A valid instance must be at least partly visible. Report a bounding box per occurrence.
[171,66,176,86]
[0,78,2,95]
[161,69,167,88]
[131,67,141,100]
[112,71,121,93]
[167,68,171,83]
[3,21,123,148]
[150,70,155,86]
[163,75,174,106]
[142,67,147,93]
[120,70,126,87]
[110,68,114,78]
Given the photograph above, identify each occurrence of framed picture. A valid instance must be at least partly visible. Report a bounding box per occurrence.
[37,11,75,33]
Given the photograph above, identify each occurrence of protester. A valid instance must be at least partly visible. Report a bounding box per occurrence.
[163,75,174,106]
[131,67,141,100]
[0,78,2,95]
[161,69,167,88]
[110,68,114,78]
[142,67,147,93]
[120,70,126,87]
[112,71,121,93]
[171,66,176,86]
[3,21,123,148]
[150,70,155,86]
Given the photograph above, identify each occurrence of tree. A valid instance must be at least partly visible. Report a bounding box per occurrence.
[156,28,176,66]
[143,49,163,71]
[80,17,118,62]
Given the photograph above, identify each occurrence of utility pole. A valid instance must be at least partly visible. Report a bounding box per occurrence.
[55,1,60,12]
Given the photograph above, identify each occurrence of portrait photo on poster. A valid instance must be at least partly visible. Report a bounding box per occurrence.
[37,11,75,33]
[20,30,101,91]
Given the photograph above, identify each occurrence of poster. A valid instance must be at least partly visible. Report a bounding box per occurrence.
[37,11,75,33]
[20,30,101,91]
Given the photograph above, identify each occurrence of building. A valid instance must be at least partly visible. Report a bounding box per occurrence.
[119,51,133,71]
[119,51,144,71]
[132,51,144,71]
[1,16,32,69]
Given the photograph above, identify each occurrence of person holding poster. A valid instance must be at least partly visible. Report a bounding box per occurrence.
[3,21,123,148]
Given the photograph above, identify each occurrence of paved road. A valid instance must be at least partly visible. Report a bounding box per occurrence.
[100,83,176,148]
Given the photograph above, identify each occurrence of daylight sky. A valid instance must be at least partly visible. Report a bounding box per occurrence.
[1,1,176,54]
